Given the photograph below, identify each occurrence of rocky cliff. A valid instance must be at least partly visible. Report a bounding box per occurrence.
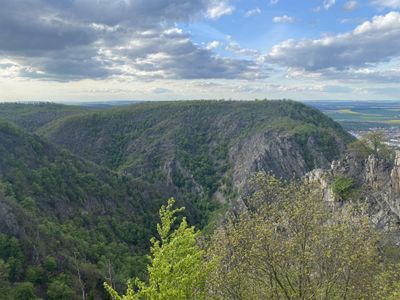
[308,151,400,230]
[40,100,352,208]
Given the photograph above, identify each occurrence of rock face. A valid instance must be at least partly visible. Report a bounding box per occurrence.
[230,130,340,193]
[308,151,400,230]
[0,194,19,236]
[40,100,352,205]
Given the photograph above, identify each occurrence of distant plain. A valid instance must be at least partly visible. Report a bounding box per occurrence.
[308,101,400,131]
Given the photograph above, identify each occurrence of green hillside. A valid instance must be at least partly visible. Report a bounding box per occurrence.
[42,100,353,208]
[0,121,168,299]
[0,100,354,298]
[0,103,88,132]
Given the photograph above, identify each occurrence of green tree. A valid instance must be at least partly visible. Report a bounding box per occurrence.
[207,173,382,299]
[365,131,386,155]
[47,274,78,300]
[348,130,393,160]
[331,176,354,200]
[104,198,208,300]
[347,139,372,159]
[13,282,39,300]
[0,259,11,298]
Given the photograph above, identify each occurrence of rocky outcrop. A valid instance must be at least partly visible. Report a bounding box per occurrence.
[306,168,336,203]
[0,195,19,236]
[308,151,400,230]
[230,130,345,194]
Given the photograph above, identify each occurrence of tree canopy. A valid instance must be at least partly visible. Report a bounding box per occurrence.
[104,198,209,300]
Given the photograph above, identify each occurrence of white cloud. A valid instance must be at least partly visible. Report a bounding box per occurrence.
[266,12,400,72]
[245,8,261,17]
[272,15,295,24]
[205,41,220,50]
[206,1,235,19]
[0,0,262,81]
[371,0,400,8]
[269,0,279,5]
[343,1,359,11]
[226,42,261,59]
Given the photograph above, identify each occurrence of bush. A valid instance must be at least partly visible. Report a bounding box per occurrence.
[331,176,354,200]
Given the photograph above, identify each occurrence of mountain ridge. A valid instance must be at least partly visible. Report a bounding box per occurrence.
[0,100,354,298]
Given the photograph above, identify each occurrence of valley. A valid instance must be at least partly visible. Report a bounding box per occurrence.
[1,100,400,299]
[2,0,400,298]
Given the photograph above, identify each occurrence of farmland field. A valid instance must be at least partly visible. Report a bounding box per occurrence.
[307,101,400,131]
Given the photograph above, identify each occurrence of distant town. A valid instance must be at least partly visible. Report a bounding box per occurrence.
[349,127,400,148]
[308,101,400,148]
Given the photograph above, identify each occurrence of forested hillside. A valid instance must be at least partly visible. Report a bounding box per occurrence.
[0,103,88,132]
[0,120,170,299]
[41,100,353,210]
[0,100,355,298]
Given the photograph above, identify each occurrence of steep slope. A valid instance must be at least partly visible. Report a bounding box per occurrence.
[41,100,354,205]
[0,102,88,132]
[0,100,355,298]
[308,151,400,231]
[0,121,168,299]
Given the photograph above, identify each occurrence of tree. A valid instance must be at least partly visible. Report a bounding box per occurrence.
[0,259,11,299]
[347,139,372,159]
[104,198,208,300]
[13,282,39,300]
[365,131,385,155]
[207,173,382,299]
[348,130,393,160]
[331,176,354,200]
[47,274,78,300]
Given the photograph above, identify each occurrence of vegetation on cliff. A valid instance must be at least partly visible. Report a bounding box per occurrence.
[0,100,357,298]
[107,174,400,299]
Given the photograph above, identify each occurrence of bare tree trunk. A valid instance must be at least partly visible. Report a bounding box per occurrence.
[106,259,115,289]
[74,252,86,300]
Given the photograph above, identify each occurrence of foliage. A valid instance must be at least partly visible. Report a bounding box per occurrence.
[348,130,394,161]
[347,139,373,159]
[47,274,78,300]
[13,282,39,300]
[207,173,383,299]
[331,176,354,200]
[0,101,356,298]
[104,198,209,300]
[0,121,164,298]
[0,102,88,132]
[40,100,352,222]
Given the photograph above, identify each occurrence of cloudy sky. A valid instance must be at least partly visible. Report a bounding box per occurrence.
[1,0,400,101]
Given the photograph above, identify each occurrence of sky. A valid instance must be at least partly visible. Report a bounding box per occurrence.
[1,0,400,102]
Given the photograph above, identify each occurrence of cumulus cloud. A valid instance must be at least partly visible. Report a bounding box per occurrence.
[0,0,259,81]
[226,42,262,59]
[106,28,267,80]
[272,15,295,24]
[325,66,400,83]
[206,1,235,19]
[205,41,221,50]
[266,12,400,72]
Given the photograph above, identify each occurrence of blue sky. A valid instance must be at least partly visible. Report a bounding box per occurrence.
[1,0,400,101]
